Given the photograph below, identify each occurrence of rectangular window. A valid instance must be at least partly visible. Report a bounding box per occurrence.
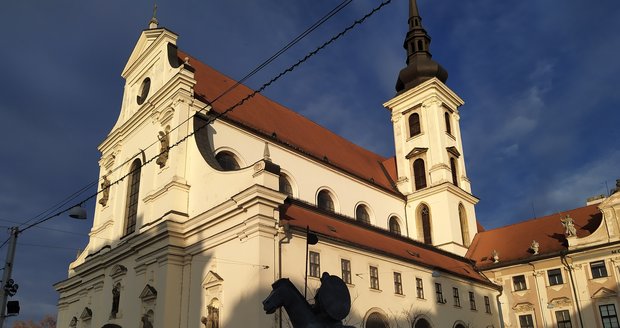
[341,259,351,284]
[469,291,476,310]
[484,296,491,314]
[453,287,461,307]
[416,278,424,299]
[548,268,564,286]
[519,314,534,328]
[370,266,379,290]
[435,283,445,303]
[394,272,403,295]
[555,310,572,328]
[309,252,320,278]
[591,260,608,279]
[600,304,620,328]
[513,275,527,291]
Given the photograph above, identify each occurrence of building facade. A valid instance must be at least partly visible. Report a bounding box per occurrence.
[55,2,502,328]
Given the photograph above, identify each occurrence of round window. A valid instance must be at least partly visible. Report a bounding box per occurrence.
[137,77,151,105]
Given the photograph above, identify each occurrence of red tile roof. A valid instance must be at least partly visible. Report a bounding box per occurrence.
[281,201,494,286]
[466,204,602,269]
[178,50,399,194]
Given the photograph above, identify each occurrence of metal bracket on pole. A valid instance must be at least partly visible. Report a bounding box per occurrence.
[0,227,19,327]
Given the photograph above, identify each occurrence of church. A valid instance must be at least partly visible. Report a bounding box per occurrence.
[53,1,620,328]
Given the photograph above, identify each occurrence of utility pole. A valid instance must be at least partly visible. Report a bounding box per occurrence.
[0,227,19,328]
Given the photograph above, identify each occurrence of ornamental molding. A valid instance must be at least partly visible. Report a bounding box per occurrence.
[549,297,572,308]
[202,270,224,289]
[110,264,128,278]
[80,307,93,321]
[592,287,617,299]
[139,284,158,303]
[405,147,428,159]
[512,302,535,313]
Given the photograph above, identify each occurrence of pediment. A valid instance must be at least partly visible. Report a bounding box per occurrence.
[122,28,178,78]
[140,284,158,302]
[110,264,127,278]
[446,146,461,158]
[549,297,571,307]
[405,147,428,159]
[592,287,617,299]
[512,302,535,313]
[202,271,224,288]
[80,307,92,320]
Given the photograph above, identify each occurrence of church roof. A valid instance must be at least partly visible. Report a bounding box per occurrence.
[466,204,602,269]
[281,200,495,286]
[178,50,400,195]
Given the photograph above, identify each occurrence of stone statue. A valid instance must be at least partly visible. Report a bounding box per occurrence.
[530,240,539,255]
[491,250,499,263]
[204,305,219,328]
[263,272,354,327]
[561,215,577,237]
[156,130,169,168]
[99,175,110,206]
[111,284,120,318]
[141,314,153,328]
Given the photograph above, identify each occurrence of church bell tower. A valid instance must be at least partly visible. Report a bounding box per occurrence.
[383,0,478,256]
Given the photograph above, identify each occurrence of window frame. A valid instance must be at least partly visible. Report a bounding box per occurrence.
[389,216,401,235]
[308,251,320,278]
[369,266,380,290]
[355,204,371,224]
[453,287,461,307]
[394,272,403,295]
[600,304,620,328]
[415,278,424,299]
[409,112,421,137]
[278,173,294,197]
[341,259,352,285]
[513,275,527,291]
[469,291,476,311]
[555,309,572,328]
[548,268,564,286]
[413,158,427,190]
[519,314,534,328]
[124,159,141,236]
[215,151,241,171]
[591,260,608,279]
[435,283,445,304]
[317,189,335,212]
[444,111,452,135]
[484,296,492,314]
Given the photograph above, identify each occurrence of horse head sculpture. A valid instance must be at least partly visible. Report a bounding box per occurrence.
[262,272,354,328]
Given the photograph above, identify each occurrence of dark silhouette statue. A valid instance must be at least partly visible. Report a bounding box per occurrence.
[263,272,354,328]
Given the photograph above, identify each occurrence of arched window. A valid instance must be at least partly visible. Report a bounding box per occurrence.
[356,205,370,224]
[215,151,240,171]
[413,158,427,190]
[414,318,432,328]
[317,190,335,212]
[409,113,421,137]
[366,312,389,328]
[459,204,470,247]
[444,112,452,135]
[417,204,432,245]
[125,159,141,235]
[450,157,458,187]
[137,77,151,105]
[389,216,401,235]
[279,174,293,197]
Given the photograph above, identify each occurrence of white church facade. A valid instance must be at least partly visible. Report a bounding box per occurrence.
[55,2,502,327]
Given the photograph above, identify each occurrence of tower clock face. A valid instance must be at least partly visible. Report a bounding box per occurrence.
[137,77,151,105]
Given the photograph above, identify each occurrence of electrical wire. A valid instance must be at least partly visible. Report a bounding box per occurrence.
[10,0,354,231]
[15,0,393,235]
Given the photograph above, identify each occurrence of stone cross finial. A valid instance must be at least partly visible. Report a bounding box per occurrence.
[149,3,159,29]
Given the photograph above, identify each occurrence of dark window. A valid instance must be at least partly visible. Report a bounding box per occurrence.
[317,190,335,212]
[341,259,351,284]
[513,275,527,291]
[389,216,401,235]
[484,296,491,314]
[556,310,572,328]
[420,204,432,244]
[444,112,452,135]
[394,272,403,295]
[435,283,445,303]
[137,77,151,105]
[416,278,424,299]
[591,260,608,278]
[215,151,240,171]
[370,266,379,290]
[417,40,424,52]
[600,304,620,328]
[453,287,461,307]
[450,157,459,186]
[279,174,293,196]
[125,159,141,235]
[366,312,389,328]
[548,268,564,286]
[409,113,421,137]
[469,291,476,310]
[519,314,534,328]
[458,204,469,246]
[355,205,370,224]
[309,251,320,278]
[413,158,427,190]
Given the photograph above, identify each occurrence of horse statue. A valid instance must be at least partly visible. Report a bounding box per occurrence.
[263,272,354,328]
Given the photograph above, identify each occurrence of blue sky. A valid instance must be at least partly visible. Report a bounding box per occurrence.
[1,0,619,322]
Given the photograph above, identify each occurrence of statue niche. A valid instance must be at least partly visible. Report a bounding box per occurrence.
[263,272,354,328]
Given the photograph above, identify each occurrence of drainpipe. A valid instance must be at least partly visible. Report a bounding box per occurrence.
[404,203,410,239]
[528,263,547,328]
[495,285,505,328]
[560,251,584,328]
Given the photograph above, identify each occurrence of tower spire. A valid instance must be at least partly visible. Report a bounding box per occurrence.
[395,0,448,93]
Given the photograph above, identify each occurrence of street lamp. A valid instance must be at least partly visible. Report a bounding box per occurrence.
[0,204,88,327]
